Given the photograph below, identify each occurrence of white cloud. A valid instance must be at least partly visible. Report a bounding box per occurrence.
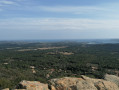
[39,6,107,14]
[0,1,119,20]
[0,0,20,12]
[17,5,118,19]
[0,18,119,31]
[0,0,16,5]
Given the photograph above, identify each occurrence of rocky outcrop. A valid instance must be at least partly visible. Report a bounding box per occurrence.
[15,80,49,90]
[3,74,119,90]
[105,74,119,87]
[49,75,119,90]
[49,77,97,90]
[2,88,9,90]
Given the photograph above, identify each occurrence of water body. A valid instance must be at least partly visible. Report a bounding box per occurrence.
[0,39,119,44]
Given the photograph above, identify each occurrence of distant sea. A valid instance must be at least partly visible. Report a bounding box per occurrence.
[0,39,119,44]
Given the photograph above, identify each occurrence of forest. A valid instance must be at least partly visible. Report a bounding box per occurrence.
[0,41,119,89]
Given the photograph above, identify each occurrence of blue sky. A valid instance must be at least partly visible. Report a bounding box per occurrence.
[0,0,119,40]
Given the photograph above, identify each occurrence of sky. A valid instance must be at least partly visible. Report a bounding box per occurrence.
[0,0,119,40]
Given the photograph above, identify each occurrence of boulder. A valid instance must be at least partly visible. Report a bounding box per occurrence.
[49,76,119,90]
[82,75,119,90]
[2,88,9,90]
[15,80,49,90]
[14,75,119,90]
[49,77,97,90]
[105,74,119,87]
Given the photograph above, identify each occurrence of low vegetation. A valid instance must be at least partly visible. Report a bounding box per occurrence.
[0,42,119,89]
